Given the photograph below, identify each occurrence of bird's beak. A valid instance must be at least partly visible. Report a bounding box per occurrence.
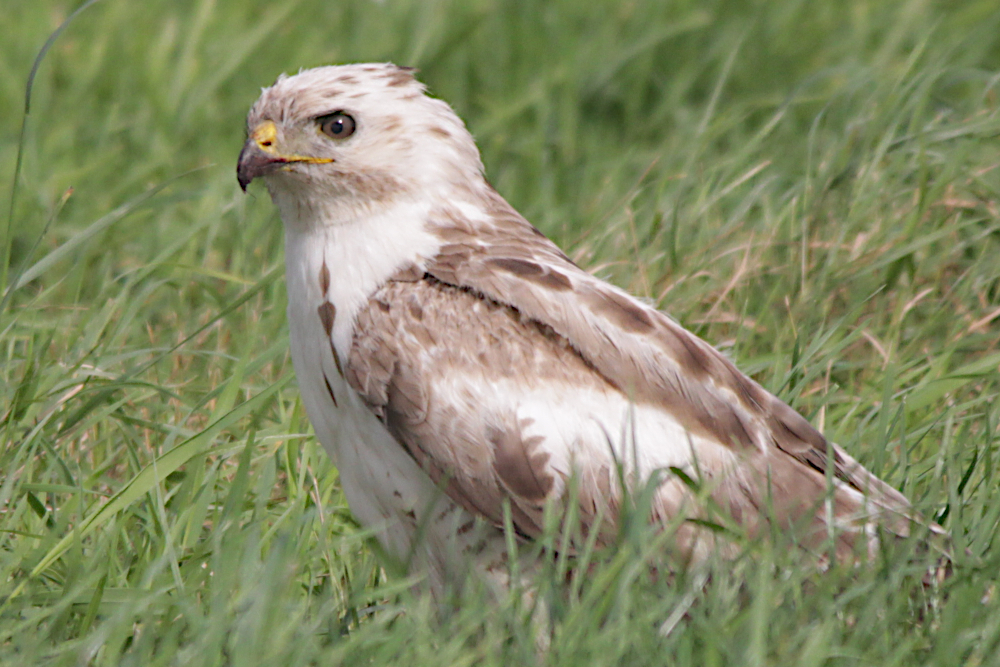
[237,142,284,192]
[237,120,334,191]
[238,120,284,191]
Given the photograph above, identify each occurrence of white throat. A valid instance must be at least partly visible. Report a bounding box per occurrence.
[282,197,443,359]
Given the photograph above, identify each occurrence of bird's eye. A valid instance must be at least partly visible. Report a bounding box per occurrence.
[317,112,356,139]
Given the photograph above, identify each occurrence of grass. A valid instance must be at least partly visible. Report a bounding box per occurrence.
[2,0,1000,664]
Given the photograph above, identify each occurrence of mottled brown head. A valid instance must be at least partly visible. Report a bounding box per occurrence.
[237,63,485,220]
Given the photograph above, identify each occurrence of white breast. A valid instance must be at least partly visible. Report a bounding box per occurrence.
[282,204,510,591]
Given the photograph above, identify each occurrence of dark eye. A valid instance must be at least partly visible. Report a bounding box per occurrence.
[317,112,356,139]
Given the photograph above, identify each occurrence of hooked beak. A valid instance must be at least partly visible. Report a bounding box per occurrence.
[237,140,284,191]
[237,120,334,191]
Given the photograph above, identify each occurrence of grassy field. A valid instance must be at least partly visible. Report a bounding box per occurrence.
[2,0,1000,664]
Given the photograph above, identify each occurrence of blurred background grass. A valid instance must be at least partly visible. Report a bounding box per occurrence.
[2,0,1000,664]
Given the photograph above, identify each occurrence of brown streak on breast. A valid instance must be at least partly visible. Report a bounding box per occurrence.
[318,301,336,337]
[322,373,338,407]
[319,300,343,378]
[330,340,344,378]
[319,262,330,295]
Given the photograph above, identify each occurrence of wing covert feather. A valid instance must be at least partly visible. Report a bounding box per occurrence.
[347,275,617,540]
[419,189,921,536]
[345,188,936,557]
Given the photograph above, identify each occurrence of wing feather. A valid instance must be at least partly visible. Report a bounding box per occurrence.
[423,189,926,537]
[345,187,936,563]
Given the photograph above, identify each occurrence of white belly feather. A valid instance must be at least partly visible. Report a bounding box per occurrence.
[283,210,506,590]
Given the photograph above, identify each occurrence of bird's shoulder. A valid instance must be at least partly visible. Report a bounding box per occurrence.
[346,264,612,418]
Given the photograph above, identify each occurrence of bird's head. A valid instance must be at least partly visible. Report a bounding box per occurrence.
[238,63,484,223]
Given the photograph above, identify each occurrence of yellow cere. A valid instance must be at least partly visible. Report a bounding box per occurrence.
[251,120,279,152]
[251,120,334,164]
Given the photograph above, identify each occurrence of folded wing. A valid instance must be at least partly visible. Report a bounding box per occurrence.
[346,188,927,561]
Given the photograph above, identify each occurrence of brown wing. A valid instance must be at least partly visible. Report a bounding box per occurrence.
[344,269,919,563]
[346,186,937,562]
[420,187,922,539]
[345,270,627,542]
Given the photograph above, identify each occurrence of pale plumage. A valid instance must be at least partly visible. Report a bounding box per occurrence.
[237,63,932,594]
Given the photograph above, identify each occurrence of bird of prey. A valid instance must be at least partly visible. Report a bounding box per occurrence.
[237,63,929,594]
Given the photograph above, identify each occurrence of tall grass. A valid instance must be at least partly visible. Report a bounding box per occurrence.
[1,0,999,664]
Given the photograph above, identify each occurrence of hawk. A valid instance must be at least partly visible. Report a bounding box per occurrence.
[237,63,931,594]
